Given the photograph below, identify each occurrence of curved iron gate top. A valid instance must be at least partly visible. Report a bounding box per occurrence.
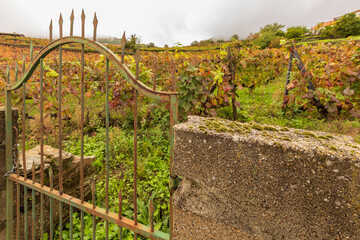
[5,10,178,240]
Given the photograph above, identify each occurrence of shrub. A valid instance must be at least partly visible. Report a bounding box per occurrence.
[254,31,277,49]
[285,26,309,39]
[319,25,336,39]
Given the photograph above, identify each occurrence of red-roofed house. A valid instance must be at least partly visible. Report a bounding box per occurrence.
[311,21,336,34]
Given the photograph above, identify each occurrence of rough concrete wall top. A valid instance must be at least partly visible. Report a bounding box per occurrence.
[173,116,360,239]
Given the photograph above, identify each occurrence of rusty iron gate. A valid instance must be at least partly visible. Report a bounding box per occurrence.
[4,10,178,240]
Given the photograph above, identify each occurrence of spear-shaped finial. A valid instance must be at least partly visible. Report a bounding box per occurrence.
[59,13,63,38]
[81,9,86,37]
[121,31,126,63]
[49,19,53,42]
[93,12,98,41]
[70,9,74,36]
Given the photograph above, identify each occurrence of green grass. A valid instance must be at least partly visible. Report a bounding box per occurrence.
[297,35,360,45]
[217,76,360,143]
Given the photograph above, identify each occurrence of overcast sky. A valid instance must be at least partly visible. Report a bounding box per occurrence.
[0,0,359,46]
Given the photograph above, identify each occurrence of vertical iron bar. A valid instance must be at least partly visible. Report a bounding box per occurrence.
[133,49,140,240]
[169,94,178,240]
[80,40,85,240]
[59,202,63,240]
[49,167,54,240]
[22,88,26,179]
[152,56,157,91]
[32,163,36,240]
[58,30,63,196]
[23,51,28,240]
[91,180,96,240]
[80,11,85,239]
[40,58,44,240]
[30,45,35,240]
[5,64,14,240]
[70,206,73,240]
[105,58,110,240]
[170,58,176,92]
[16,181,20,240]
[23,81,28,240]
[15,64,20,240]
[118,190,122,240]
[149,200,154,233]
[58,42,64,240]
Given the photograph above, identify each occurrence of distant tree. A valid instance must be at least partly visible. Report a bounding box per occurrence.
[164,44,169,48]
[231,34,239,40]
[217,39,225,43]
[191,40,199,46]
[334,13,360,37]
[147,42,155,48]
[285,26,309,39]
[260,23,285,36]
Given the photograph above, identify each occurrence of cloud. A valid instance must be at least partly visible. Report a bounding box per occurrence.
[0,0,359,46]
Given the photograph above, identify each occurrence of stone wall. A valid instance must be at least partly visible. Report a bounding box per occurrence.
[172,116,360,239]
[0,107,18,240]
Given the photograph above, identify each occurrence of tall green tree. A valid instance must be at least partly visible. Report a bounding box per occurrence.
[334,13,360,37]
[260,23,285,36]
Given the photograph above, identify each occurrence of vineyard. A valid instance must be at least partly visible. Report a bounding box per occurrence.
[1,35,360,239]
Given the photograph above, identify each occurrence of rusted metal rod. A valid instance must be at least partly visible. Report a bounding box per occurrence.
[40,58,45,240]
